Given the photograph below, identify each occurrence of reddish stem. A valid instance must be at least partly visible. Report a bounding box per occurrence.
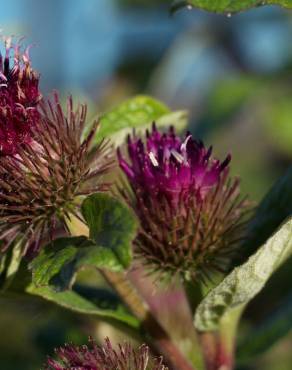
[103,270,195,370]
[199,332,234,370]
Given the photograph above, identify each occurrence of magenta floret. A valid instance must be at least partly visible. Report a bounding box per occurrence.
[0,37,41,155]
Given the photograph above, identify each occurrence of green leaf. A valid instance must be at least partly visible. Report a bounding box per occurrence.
[171,0,292,14]
[194,218,292,331]
[96,95,170,141]
[30,236,125,290]
[243,166,292,259]
[26,283,139,329]
[108,110,188,147]
[81,193,138,268]
[237,293,292,363]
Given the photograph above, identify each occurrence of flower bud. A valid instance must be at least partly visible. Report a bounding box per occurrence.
[0,36,41,155]
[118,124,248,282]
[45,337,167,370]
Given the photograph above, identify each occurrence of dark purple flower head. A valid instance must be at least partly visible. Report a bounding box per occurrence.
[45,337,167,370]
[118,124,248,282]
[119,124,231,206]
[0,36,41,155]
[0,93,113,257]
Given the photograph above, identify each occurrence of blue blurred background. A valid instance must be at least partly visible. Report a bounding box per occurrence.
[2,0,290,200]
[0,1,292,369]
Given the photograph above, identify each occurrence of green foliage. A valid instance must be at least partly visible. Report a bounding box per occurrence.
[109,110,188,147]
[25,193,139,330]
[194,217,292,331]
[95,95,188,145]
[96,95,168,140]
[171,0,292,14]
[30,193,137,290]
[26,284,139,329]
[30,237,125,290]
[81,193,138,268]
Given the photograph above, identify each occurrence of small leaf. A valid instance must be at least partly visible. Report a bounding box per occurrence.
[171,0,292,14]
[194,218,292,331]
[30,236,124,290]
[81,193,138,268]
[96,95,170,142]
[243,166,292,259]
[26,283,139,329]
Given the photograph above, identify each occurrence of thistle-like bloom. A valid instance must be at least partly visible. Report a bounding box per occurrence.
[45,337,167,370]
[118,124,248,282]
[0,37,41,155]
[0,93,112,256]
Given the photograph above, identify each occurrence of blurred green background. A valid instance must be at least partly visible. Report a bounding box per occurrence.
[0,1,292,369]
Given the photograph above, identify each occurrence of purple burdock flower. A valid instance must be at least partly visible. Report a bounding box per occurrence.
[45,337,167,370]
[118,124,248,282]
[0,36,41,155]
[0,93,113,257]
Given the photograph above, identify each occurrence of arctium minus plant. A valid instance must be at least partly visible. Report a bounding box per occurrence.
[118,123,249,282]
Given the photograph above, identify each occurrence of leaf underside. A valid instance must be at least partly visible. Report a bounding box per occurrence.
[194,218,292,331]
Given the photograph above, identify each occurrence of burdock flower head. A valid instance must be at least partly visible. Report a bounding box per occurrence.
[0,93,112,257]
[118,124,248,282]
[45,337,167,370]
[0,36,41,155]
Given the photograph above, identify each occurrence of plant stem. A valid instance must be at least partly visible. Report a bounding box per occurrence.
[199,332,219,370]
[218,306,243,370]
[199,307,243,370]
[199,331,234,370]
[103,269,195,370]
